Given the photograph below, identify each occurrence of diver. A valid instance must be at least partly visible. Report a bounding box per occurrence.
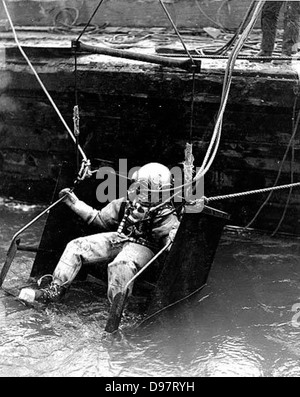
[18,163,180,304]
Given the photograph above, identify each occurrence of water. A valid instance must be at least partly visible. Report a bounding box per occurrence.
[1,198,300,377]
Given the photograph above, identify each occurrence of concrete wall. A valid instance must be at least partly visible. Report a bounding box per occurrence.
[0,0,259,30]
[1,56,300,234]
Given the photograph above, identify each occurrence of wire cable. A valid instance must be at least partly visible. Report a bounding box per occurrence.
[1,0,88,163]
[271,98,297,236]
[76,0,106,42]
[158,0,195,65]
[194,0,225,30]
[139,0,266,198]
[245,97,300,229]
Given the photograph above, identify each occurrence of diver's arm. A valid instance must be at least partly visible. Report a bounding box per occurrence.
[59,188,98,225]
[59,189,125,230]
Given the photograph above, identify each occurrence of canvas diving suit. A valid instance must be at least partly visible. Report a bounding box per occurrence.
[52,195,179,303]
[18,162,180,305]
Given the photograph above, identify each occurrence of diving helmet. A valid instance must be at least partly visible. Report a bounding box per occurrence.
[128,162,172,207]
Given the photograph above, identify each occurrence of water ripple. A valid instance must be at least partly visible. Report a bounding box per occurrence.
[1,203,300,376]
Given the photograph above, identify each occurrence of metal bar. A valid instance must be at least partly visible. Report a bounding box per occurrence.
[17,245,55,253]
[75,41,201,73]
[0,238,20,287]
[0,195,66,287]
[17,245,39,253]
[105,241,171,333]
[124,240,172,291]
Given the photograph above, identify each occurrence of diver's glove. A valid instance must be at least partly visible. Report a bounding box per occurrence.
[168,227,178,243]
[59,188,98,224]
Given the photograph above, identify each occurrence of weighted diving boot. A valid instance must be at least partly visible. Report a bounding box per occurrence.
[18,282,67,304]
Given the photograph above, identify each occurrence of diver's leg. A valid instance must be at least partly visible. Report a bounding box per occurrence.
[52,232,122,285]
[107,242,154,303]
[19,232,124,303]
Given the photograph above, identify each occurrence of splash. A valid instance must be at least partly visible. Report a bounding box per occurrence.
[0,196,45,212]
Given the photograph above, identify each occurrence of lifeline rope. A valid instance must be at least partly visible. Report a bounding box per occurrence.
[1,0,88,164]
[199,0,257,56]
[194,0,266,182]
[5,0,295,217]
[68,0,296,216]
[148,0,266,197]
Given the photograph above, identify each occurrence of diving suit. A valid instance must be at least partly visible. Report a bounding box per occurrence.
[19,163,180,304]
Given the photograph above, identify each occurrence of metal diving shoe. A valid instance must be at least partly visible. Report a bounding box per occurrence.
[18,282,67,303]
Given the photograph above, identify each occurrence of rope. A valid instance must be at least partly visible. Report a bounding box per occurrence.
[194,0,226,30]
[75,0,106,42]
[53,7,79,27]
[134,0,265,202]
[158,1,197,145]
[72,0,108,177]
[198,0,257,56]
[73,105,80,174]
[137,283,207,329]
[272,145,295,236]
[245,91,300,229]
[189,69,196,143]
[1,0,88,163]
[194,0,265,183]
[216,0,232,31]
[271,97,297,236]
[202,181,300,204]
[145,0,266,198]
[158,0,195,65]
[74,38,79,107]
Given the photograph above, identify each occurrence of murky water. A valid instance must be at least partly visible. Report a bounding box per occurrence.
[1,198,300,377]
